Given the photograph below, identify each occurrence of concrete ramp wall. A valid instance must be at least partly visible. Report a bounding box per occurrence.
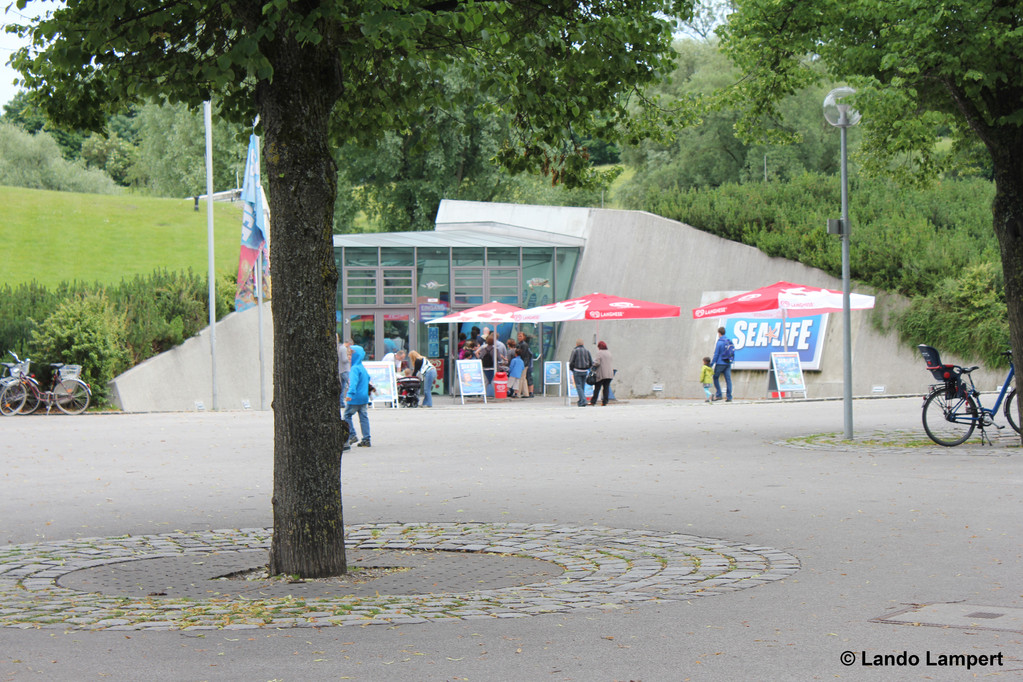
[553,208,999,399]
[109,206,995,411]
[108,303,273,412]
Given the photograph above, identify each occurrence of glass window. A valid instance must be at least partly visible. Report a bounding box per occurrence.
[417,247,451,378]
[345,248,378,267]
[486,247,520,266]
[346,269,378,306]
[349,314,376,360]
[382,268,414,305]
[334,252,345,319]
[452,247,485,267]
[416,248,450,307]
[381,248,414,266]
[487,268,520,304]
[521,248,554,308]
[452,268,485,306]
[554,248,579,303]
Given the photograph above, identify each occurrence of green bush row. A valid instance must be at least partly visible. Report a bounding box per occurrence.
[621,173,1009,366]
[0,270,235,402]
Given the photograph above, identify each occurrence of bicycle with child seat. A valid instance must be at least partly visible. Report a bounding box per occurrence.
[918,344,1020,446]
[0,353,91,416]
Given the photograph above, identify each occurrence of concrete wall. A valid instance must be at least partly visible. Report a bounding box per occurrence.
[549,209,999,399]
[109,205,997,411]
[108,303,273,412]
[436,199,594,240]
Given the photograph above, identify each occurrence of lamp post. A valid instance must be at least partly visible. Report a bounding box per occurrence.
[824,87,860,440]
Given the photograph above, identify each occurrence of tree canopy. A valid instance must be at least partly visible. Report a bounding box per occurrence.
[9,0,691,577]
[719,0,1023,429]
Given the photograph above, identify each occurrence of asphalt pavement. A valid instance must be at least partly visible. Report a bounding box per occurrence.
[1,396,1021,681]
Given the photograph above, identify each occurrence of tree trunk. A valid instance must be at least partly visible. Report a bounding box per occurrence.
[260,32,347,577]
[990,141,1023,441]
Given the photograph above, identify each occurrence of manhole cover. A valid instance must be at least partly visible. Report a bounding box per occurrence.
[873,603,1023,634]
[57,549,564,599]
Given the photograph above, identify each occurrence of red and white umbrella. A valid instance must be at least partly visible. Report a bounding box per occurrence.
[426,301,526,325]
[691,281,874,320]
[515,292,681,323]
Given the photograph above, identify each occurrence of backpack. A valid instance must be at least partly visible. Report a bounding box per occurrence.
[722,338,735,363]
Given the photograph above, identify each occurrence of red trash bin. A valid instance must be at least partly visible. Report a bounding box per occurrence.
[493,372,508,399]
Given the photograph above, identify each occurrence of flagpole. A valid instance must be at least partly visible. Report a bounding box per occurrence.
[204,100,219,410]
[252,120,267,411]
[256,247,266,410]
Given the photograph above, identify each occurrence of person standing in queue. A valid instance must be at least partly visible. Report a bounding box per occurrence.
[589,341,614,406]
[344,345,372,447]
[476,334,497,387]
[337,334,351,409]
[568,338,593,407]
[517,332,535,398]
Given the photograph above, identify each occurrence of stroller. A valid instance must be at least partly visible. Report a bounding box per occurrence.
[396,376,422,408]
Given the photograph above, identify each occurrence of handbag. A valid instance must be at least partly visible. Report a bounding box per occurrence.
[585,369,597,386]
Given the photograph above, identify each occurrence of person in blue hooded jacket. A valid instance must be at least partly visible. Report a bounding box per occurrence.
[343,345,372,447]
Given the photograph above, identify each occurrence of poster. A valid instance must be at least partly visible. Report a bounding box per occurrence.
[428,325,440,358]
[544,361,562,386]
[543,361,563,397]
[362,361,398,408]
[456,359,487,404]
[770,352,806,395]
[567,378,595,399]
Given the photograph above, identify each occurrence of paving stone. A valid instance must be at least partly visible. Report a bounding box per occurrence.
[0,522,798,631]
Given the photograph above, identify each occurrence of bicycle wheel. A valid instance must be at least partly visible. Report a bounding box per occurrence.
[19,378,41,415]
[0,382,27,416]
[1004,388,1021,434]
[54,379,90,415]
[922,389,977,446]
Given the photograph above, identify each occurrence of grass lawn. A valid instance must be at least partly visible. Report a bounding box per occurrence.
[1,186,246,288]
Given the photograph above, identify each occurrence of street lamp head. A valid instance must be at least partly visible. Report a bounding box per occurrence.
[823,87,861,127]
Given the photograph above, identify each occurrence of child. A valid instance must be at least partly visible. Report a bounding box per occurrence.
[507,346,526,398]
[700,356,714,403]
[344,345,372,447]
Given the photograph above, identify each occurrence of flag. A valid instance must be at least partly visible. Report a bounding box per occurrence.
[235,134,271,311]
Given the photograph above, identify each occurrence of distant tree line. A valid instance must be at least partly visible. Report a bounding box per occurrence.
[1,37,1003,364]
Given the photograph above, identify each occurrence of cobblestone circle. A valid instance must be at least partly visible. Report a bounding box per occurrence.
[0,523,799,631]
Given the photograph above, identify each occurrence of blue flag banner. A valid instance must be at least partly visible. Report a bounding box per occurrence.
[235,134,271,311]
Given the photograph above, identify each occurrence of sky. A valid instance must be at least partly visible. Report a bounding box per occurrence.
[0,3,55,110]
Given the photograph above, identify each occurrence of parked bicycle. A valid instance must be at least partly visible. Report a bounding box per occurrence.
[1,352,33,410]
[0,354,91,416]
[918,344,1020,446]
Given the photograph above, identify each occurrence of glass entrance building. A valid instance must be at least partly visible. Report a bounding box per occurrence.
[334,226,583,395]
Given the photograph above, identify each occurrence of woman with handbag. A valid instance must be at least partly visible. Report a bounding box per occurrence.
[589,341,614,406]
[408,351,438,407]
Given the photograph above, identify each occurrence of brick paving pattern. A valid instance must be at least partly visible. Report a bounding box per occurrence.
[0,522,799,631]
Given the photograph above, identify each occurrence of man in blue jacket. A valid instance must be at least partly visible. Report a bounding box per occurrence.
[343,345,372,447]
[711,326,734,402]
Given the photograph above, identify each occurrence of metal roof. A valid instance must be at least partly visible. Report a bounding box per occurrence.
[332,225,584,249]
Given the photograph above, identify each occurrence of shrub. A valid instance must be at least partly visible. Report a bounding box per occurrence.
[895,262,1008,368]
[3,270,237,401]
[0,123,120,194]
[621,172,1003,362]
[29,293,130,399]
[111,269,230,364]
